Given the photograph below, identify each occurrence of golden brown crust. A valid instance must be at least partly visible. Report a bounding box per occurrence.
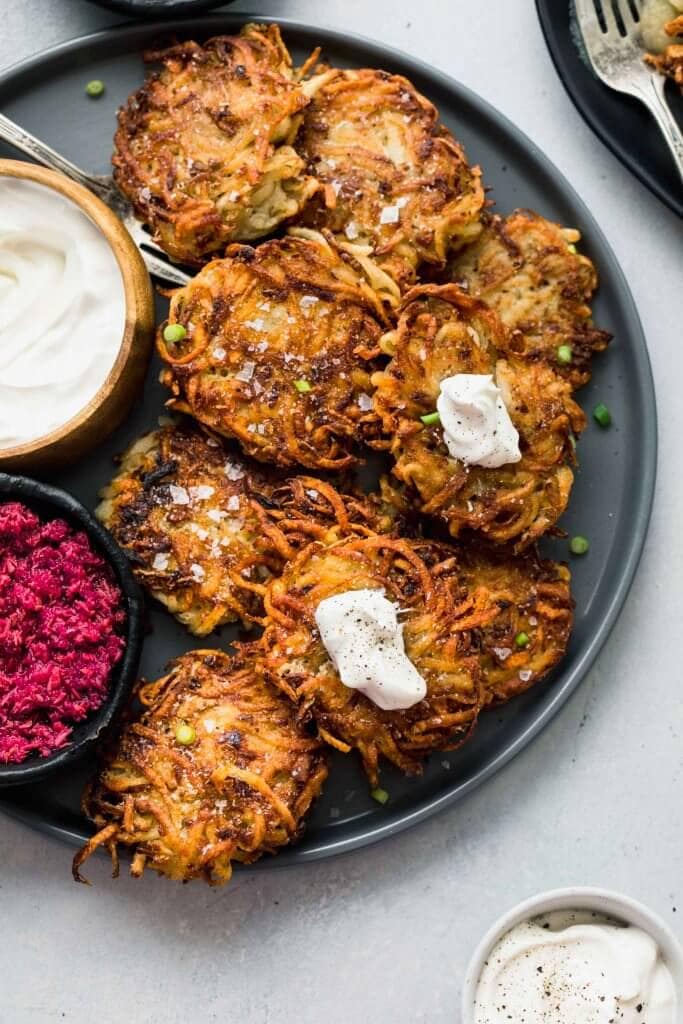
[455,544,573,705]
[371,284,585,550]
[113,24,318,265]
[294,68,485,304]
[645,41,683,87]
[158,236,385,469]
[97,421,384,634]
[74,650,328,885]
[449,210,611,389]
[260,535,483,784]
[644,14,683,88]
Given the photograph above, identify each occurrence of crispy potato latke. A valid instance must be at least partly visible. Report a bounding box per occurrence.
[294,67,484,304]
[113,24,318,265]
[456,544,573,705]
[645,16,683,89]
[159,236,385,469]
[74,650,328,885]
[372,284,585,549]
[261,535,484,783]
[450,210,611,389]
[97,421,384,635]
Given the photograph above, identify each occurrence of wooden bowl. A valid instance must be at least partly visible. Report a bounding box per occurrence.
[0,159,155,472]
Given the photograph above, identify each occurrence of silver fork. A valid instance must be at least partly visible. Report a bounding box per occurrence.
[574,0,683,187]
[0,112,191,287]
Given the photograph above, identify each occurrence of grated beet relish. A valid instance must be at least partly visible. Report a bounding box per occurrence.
[0,501,126,764]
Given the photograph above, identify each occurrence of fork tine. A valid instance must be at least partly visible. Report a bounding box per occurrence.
[123,215,176,259]
[613,0,639,36]
[575,0,605,51]
[596,0,620,37]
[141,251,192,287]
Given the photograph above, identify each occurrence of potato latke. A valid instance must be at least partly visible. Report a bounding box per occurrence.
[74,650,327,885]
[113,24,318,265]
[450,210,611,389]
[97,421,383,635]
[372,284,585,549]
[293,67,484,305]
[158,236,385,469]
[261,535,483,783]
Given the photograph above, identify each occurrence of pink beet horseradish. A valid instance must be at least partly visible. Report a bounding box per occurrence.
[0,501,125,764]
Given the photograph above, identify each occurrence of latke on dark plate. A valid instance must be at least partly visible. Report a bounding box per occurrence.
[261,535,484,784]
[372,284,585,549]
[293,67,485,304]
[455,543,573,706]
[449,209,611,389]
[97,421,384,635]
[74,650,328,885]
[113,24,319,265]
[158,236,385,470]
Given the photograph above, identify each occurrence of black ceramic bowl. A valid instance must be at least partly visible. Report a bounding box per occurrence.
[0,474,144,787]
[88,0,232,16]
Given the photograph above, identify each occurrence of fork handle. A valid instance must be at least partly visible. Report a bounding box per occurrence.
[0,113,111,199]
[632,76,683,189]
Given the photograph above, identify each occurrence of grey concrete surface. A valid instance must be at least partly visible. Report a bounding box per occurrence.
[1,2,682,1022]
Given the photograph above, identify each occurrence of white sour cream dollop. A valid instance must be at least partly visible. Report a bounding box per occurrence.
[0,177,126,448]
[474,910,676,1024]
[314,588,427,711]
[436,373,521,469]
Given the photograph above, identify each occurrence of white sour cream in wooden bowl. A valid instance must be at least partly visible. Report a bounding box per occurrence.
[0,177,126,449]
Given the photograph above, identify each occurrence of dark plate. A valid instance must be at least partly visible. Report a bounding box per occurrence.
[536,0,683,218]
[0,14,657,865]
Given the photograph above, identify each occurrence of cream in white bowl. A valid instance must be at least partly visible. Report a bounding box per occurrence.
[462,888,683,1024]
[0,176,126,449]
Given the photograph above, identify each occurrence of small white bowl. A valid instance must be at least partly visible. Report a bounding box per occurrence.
[462,887,683,1023]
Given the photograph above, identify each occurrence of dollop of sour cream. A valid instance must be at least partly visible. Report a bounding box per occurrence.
[314,588,427,711]
[474,910,676,1024]
[0,177,126,449]
[436,374,521,469]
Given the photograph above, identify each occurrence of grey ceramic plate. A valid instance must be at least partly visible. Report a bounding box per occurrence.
[0,15,656,865]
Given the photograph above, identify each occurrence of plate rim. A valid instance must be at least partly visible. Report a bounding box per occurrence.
[535,0,683,219]
[0,12,658,866]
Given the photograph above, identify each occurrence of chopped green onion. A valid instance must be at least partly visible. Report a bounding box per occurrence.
[420,411,441,426]
[593,402,612,428]
[163,323,187,343]
[294,379,312,393]
[570,535,590,556]
[568,432,577,453]
[567,243,577,254]
[515,631,530,648]
[175,723,196,745]
[371,787,389,805]
[85,79,105,98]
[557,344,573,365]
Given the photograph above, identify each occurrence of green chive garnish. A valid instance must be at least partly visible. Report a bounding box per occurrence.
[294,379,312,393]
[515,631,530,648]
[570,535,590,556]
[557,344,573,365]
[175,723,196,745]
[85,80,105,98]
[371,787,389,805]
[163,323,187,343]
[567,243,577,254]
[420,411,440,426]
[593,402,612,428]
